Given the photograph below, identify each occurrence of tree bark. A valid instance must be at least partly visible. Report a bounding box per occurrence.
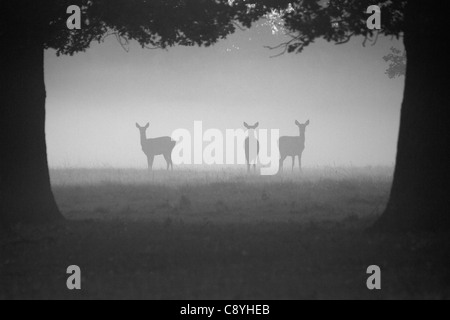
[1,22,62,226]
[374,2,450,232]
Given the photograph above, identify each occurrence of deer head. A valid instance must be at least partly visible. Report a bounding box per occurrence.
[136,122,150,132]
[244,122,259,130]
[295,120,310,133]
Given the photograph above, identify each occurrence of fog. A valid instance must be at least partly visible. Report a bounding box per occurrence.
[44,22,404,169]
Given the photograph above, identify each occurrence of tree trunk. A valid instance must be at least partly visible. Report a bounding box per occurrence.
[1,26,62,226]
[374,2,450,232]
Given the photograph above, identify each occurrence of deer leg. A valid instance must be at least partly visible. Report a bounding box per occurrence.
[292,156,295,172]
[147,156,154,171]
[171,154,175,170]
[279,156,286,173]
[163,154,170,170]
[168,153,174,171]
[298,155,302,172]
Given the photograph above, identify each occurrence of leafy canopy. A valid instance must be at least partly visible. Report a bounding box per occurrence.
[383,47,406,79]
[1,0,406,56]
[1,0,260,54]
[238,0,405,55]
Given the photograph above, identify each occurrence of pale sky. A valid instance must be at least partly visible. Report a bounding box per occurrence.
[44,21,404,169]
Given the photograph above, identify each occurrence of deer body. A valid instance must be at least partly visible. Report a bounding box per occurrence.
[136,123,176,171]
[244,122,260,173]
[279,120,310,172]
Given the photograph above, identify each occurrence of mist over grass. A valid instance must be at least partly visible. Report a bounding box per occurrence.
[50,166,393,225]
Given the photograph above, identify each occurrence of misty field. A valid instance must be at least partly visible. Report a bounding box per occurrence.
[1,167,449,299]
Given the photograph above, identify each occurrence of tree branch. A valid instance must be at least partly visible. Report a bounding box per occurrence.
[264,34,303,58]
[335,32,355,45]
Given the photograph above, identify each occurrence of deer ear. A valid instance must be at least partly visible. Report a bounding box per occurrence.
[295,120,300,126]
[305,120,310,126]
[244,122,249,129]
[136,123,140,128]
[145,123,150,129]
[254,122,259,128]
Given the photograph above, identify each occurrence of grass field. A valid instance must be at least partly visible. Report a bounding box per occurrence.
[1,167,449,299]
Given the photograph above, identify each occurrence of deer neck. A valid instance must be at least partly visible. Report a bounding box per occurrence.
[298,129,306,144]
[139,131,148,147]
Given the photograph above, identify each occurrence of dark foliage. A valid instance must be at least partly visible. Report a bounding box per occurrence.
[2,0,263,54]
[383,47,406,79]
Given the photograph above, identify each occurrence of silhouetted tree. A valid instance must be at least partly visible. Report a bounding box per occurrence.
[0,0,256,226]
[240,0,449,232]
[384,47,406,79]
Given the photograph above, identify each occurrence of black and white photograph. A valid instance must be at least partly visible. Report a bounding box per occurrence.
[1,0,449,303]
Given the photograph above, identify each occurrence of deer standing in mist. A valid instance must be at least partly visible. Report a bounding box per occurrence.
[136,123,176,171]
[279,120,310,172]
[244,122,260,173]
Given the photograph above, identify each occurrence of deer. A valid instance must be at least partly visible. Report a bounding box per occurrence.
[244,122,260,173]
[136,122,176,171]
[278,120,310,173]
